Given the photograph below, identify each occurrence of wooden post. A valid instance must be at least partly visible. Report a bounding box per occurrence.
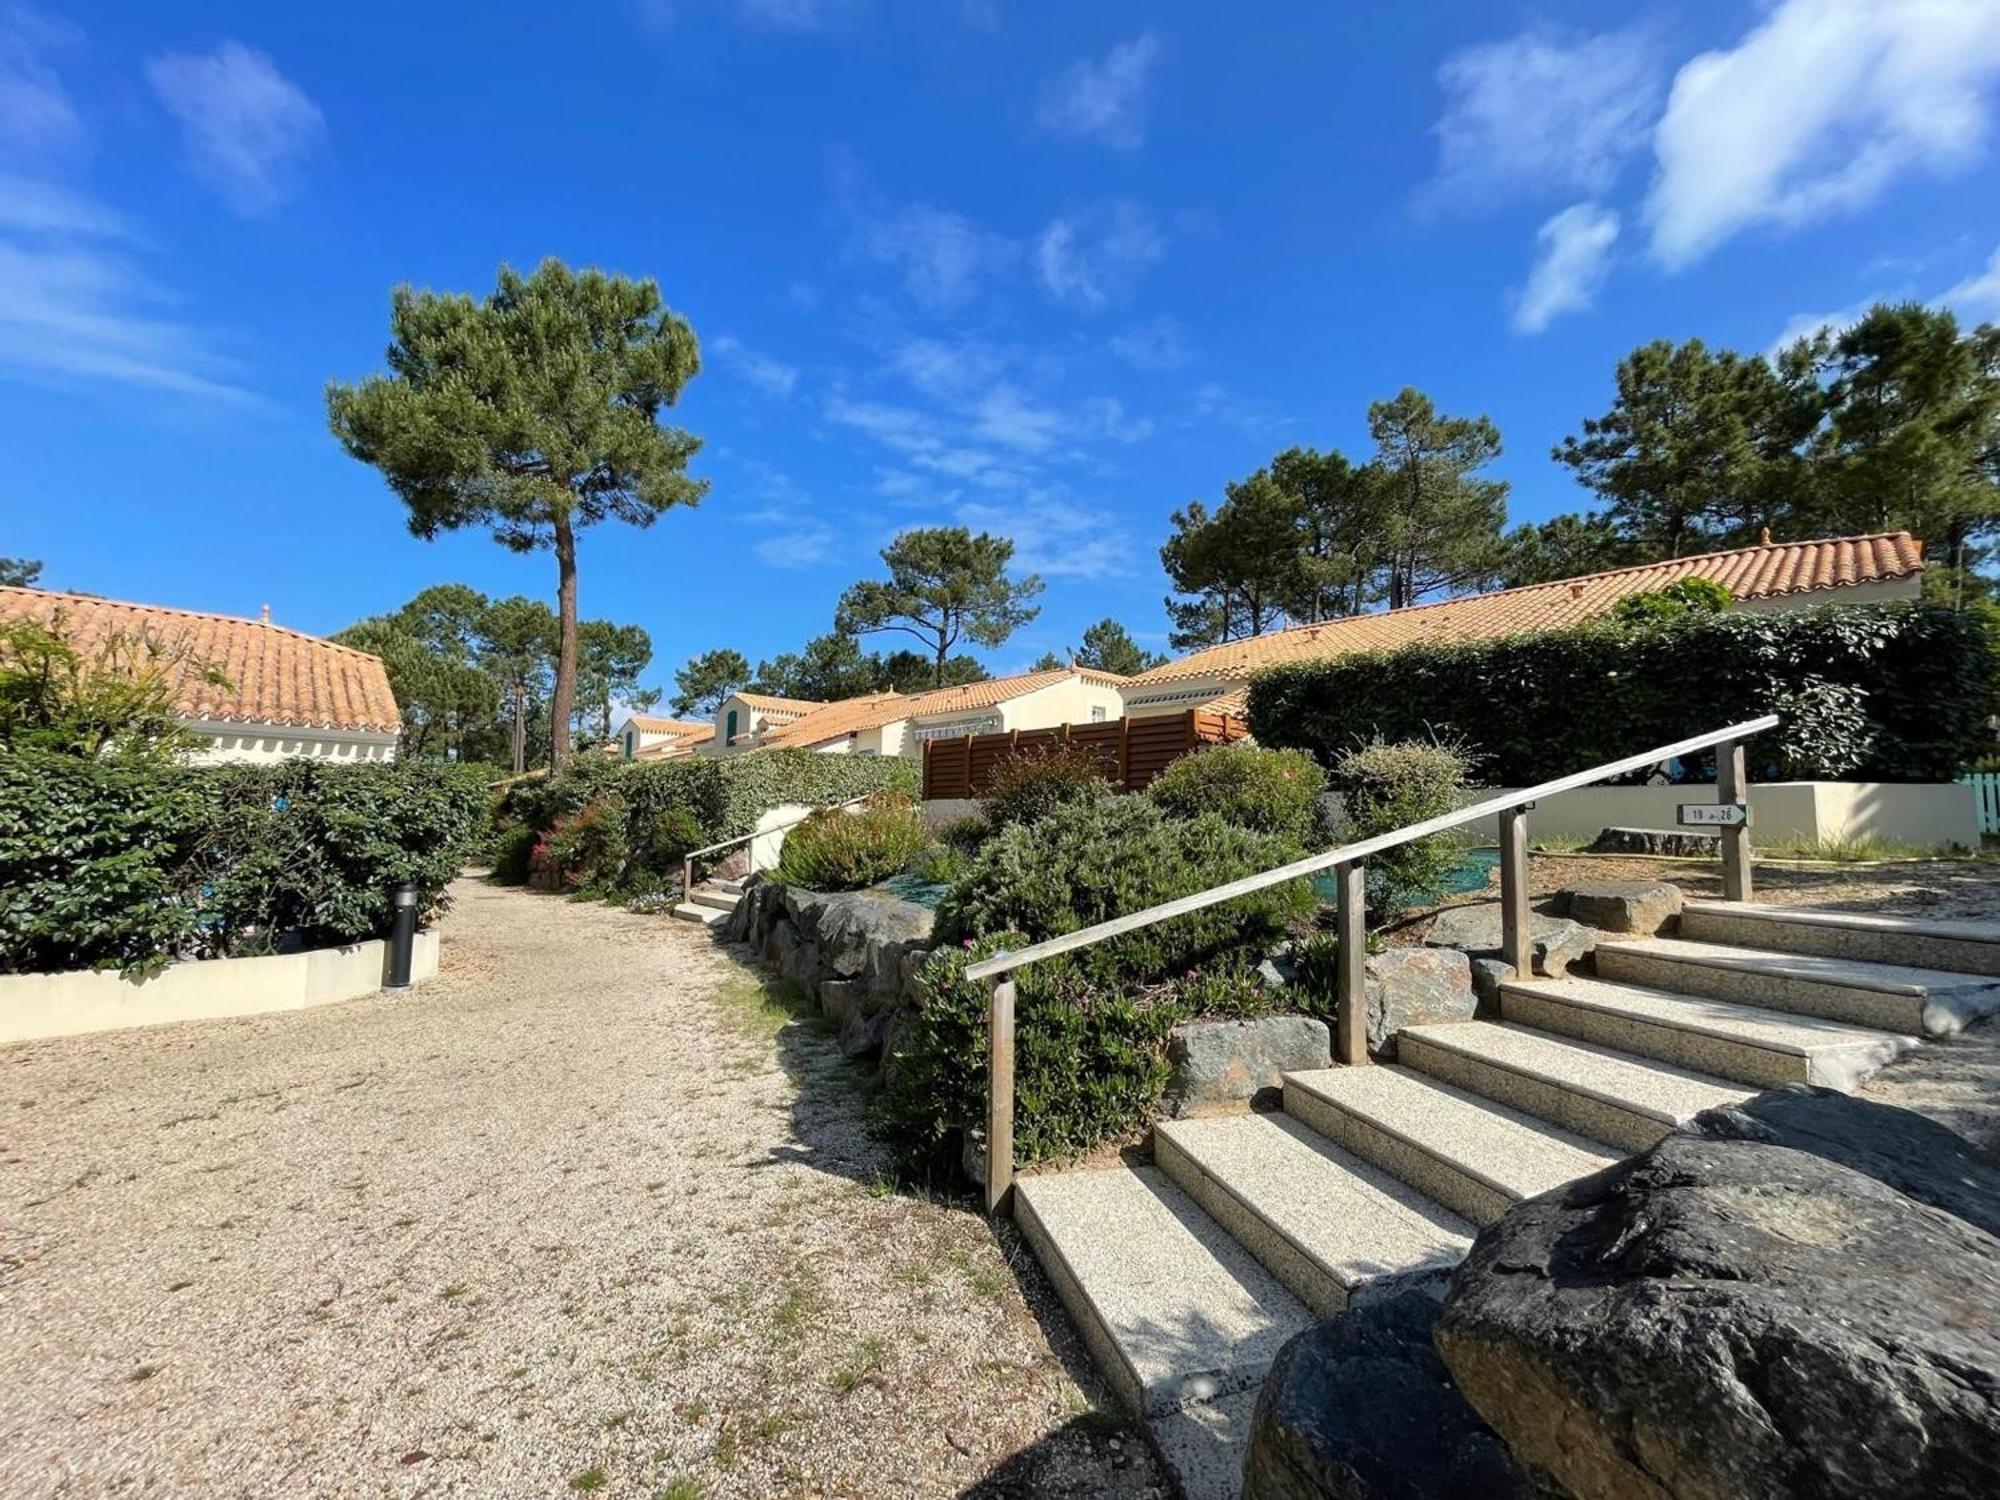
[682,853,694,899]
[1118,716,1131,792]
[1333,860,1368,1066]
[985,972,1016,1215]
[1499,805,1532,980]
[1717,738,1752,902]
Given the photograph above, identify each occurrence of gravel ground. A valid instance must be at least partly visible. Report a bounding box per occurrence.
[0,880,1161,1499]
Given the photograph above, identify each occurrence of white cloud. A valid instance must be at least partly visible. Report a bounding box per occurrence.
[1194,381,1287,435]
[971,383,1064,453]
[855,201,1016,311]
[1768,240,2000,352]
[953,493,1131,580]
[146,42,324,214]
[1079,395,1152,444]
[1426,25,1660,209]
[1512,203,1620,333]
[1108,314,1191,371]
[1037,31,1160,150]
[754,517,837,568]
[887,335,1008,400]
[1035,200,1164,311]
[0,186,251,400]
[0,6,80,159]
[1942,244,2000,322]
[1648,0,2000,269]
[1768,303,1871,354]
[711,333,798,396]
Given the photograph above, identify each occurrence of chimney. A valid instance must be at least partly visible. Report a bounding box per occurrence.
[259,603,271,624]
[1760,526,1772,545]
[1568,582,1585,599]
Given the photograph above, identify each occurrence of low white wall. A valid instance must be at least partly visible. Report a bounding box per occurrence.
[1450,781,1978,848]
[0,931,441,1046]
[747,803,814,873]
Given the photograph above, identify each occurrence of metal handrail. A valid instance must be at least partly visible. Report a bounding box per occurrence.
[970,713,1778,1213]
[680,793,876,894]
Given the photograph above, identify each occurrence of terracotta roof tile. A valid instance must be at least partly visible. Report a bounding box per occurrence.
[1128,532,1925,687]
[762,691,911,748]
[624,715,711,736]
[0,586,401,734]
[733,691,824,714]
[907,666,1129,718]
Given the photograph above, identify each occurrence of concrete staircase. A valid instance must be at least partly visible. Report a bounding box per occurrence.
[1014,902,2000,1500]
[671,875,744,926]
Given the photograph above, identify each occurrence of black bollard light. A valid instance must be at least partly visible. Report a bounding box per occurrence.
[385,879,419,991]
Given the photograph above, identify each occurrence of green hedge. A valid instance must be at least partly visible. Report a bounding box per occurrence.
[0,752,488,976]
[1247,602,1998,785]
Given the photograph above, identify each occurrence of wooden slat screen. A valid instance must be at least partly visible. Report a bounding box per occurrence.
[922,710,1250,798]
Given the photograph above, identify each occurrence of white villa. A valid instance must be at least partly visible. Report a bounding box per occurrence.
[710,667,1130,760]
[609,713,714,760]
[0,585,401,763]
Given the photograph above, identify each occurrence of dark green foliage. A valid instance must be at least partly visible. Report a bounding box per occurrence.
[772,796,927,891]
[1249,602,1998,786]
[714,750,918,840]
[0,754,487,975]
[1330,739,1472,920]
[982,745,1112,831]
[936,797,1315,986]
[1609,576,1733,623]
[490,824,537,885]
[835,527,1043,686]
[1147,744,1328,844]
[880,938,1177,1180]
[672,648,749,716]
[540,797,629,891]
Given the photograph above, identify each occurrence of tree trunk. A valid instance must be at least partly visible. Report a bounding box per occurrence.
[511,682,527,775]
[550,518,578,768]
[933,635,947,687]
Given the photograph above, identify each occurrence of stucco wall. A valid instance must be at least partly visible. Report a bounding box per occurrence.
[1449,781,1977,849]
[0,930,441,1045]
[998,676,1126,732]
[186,721,398,765]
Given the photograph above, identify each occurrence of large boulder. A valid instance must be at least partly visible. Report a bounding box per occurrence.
[783,888,935,996]
[1365,947,1476,1058]
[1424,903,1597,976]
[1435,1105,2000,1500]
[1585,826,1719,858]
[898,946,932,1006]
[1244,1291,1554,1500]
[1163,1016,1331,1116]
[1560,880,1683,935]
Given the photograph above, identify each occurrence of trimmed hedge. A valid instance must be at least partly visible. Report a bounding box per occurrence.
[772,795,928,891]
[0,753,488,975]
[1247,602,1998,785]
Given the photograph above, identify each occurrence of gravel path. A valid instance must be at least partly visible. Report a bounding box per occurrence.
[0,880,1160,1499]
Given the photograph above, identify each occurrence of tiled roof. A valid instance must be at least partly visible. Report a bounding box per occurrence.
[634,722,714,758]
[0,586,401,734]
[762,691,912,748]
[732,691,824,715]
[624,715,711,737]
[1128,532,1926,686]
[906,666,1129,719]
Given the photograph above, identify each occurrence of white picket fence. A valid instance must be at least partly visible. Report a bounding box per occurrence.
[1960,772,2000,835]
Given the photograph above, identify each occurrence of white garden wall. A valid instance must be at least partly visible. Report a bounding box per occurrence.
[0,931,441,1046]
[1450,781,1978,849]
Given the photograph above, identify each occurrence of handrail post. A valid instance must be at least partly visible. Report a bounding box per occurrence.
[1499,804,1532,980]
[1333,860,1367,1066]
[1717,737,1752,902]
[682,853,694,899]
[985,971,1016,1214]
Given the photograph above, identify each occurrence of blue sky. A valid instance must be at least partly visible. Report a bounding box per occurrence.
[6,1,2000,690]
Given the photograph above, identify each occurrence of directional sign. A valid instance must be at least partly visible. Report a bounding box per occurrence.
[1678,802,1749,828]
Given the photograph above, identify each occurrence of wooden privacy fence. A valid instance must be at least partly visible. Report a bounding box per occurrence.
[921,709,1248,799]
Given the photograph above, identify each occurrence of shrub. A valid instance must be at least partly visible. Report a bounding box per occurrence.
[879,937,1178,1181]
[0,754,488,975]
[936,796,1315,986]
[1331,738,1472,920]
[772,795,928,891]
[982,745,1112,830]
[1248,601,1998,785]
[1148,743,1328,844]
[1609,576,1732,623]
[541,796,629,890]
[490,824,537,885]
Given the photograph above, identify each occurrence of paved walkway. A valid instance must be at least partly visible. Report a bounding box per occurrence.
[0,880,1159,1498]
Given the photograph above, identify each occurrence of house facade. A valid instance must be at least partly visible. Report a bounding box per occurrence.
[746,667,1132,760]
[1119,531,1927,720]
[609,713,714,760]
[0,585,401,762]
[706,691,826,754]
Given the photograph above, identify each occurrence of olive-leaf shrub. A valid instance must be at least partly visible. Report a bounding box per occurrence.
[935,796,1316,987]
[1247,602,1997,785]
[772,795,928,891]
[1147,743,1329,844]
[982,745,1113,831]
[1330,738,1472,920]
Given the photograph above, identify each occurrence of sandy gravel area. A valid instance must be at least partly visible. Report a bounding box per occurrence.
[0,880,1160,1499]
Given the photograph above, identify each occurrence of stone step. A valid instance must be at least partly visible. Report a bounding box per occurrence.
[1014,1165,1312,1500]
[1153,1113,1473,1317]
[1397,1021,1755,1153]
[1593,935,2000,1038]
[1282,1066,1619,1228]
[670,901,729,926]
[710,875,748,894]
[688,885,740,912]
[1681,899,2000,978]
[1499,975,1915,1092]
